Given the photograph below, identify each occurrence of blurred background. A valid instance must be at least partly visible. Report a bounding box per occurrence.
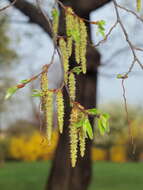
[0,0,143,190]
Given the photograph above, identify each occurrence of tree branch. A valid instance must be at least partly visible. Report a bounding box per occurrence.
[60,0,112,15]
[8,0,52,37]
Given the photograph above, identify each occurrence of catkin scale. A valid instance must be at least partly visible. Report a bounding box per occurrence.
[56,90,64,133]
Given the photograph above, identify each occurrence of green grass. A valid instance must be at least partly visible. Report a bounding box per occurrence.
[89,162,143,190]
[0,161,50,190]
[0,161,143,190]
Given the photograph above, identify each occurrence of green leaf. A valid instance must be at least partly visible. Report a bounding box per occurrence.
[32,93,42,97]
[72,66,82,75]
[117,74,128,79]
[102,113,110,120]
[5,86,18,100]
[32,89,41,93]
[97,113,110,135]
[97,118,106,135]
[74,119,84,128]
[87,108,100,115]
[20,79,29,84]
[83,118,93,140]
[97,20,106,37]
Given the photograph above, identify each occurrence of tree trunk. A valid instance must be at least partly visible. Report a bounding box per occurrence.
[46,9,100,187]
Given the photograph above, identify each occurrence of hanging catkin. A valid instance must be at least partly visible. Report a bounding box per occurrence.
[45,90,53,141]
[52,8,59,36]
[136,0,141,11]
[67,37,73,57]
[79,19,87,74]
[74,17,80,64]
[79,128,86,157]
[65,7,74,37]
[69,106,79,167]
[40,65,48,111]
[69,72,76,101]
[56,90,64,133]
[59,38,69,83]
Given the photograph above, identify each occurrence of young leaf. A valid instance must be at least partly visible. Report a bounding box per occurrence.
[97,20,106,37]
[83,118,93,140]
[5,86,18,100]
[97,113,110,135]
[117,74,128,79]
[97,118,106,135]
[102,114,110,133]
[31,93,42,97]
[87,108,100,115]
[74,119,85,128]
[72,66,82,75]
[20,79,30,84]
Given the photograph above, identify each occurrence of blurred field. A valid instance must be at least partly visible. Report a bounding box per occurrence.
[0,161,143,190]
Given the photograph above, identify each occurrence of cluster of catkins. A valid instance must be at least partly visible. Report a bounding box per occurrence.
[40,7,88,167]
[40,65,64,140]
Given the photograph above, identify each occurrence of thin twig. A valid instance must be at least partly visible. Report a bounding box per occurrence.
[121,79,134,145]
[117,3,143,23]
[113,0,143,76]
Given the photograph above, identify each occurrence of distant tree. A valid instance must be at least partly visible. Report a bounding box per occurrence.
[0,15,17,64]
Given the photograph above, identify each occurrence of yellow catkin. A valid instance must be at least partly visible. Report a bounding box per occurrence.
[45,91,53,141]
[65,7,74,37]
[79,128,86,157]
[56,90,64,134]
[40,65,48,111]
[70,107,79,167]
[69,72,76,101]
[59,38,69,83]
[52,8,59,36]
[67,37,73,57]
[136,0,141,11]
[74,17,80,64]
[79,19,87,74]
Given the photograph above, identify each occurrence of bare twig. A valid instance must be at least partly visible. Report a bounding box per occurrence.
[113,0,143,76]
[116,3,143,23]
[121,79,134,145]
